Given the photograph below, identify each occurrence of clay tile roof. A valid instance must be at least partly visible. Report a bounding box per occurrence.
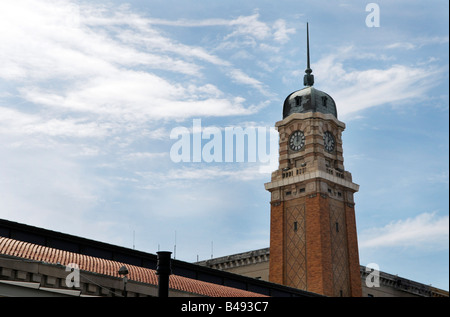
[0,237,266,297]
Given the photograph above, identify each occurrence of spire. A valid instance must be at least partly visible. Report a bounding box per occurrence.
[303,22,314,87]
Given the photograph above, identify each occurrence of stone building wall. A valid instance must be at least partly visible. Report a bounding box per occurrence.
[197,248,448,297]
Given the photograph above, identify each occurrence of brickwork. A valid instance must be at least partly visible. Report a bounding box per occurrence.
[344,203,362,297]
[268,201,284,285]
[199,248,449,297]
[284,199,307,289]
[269,193,362,297]
[329,198,350,296]
[305,193,333,296]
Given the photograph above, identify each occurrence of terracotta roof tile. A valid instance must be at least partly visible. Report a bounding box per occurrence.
[0,237,266,297]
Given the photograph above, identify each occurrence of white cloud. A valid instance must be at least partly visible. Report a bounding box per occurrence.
[123,152,167,160]
[0,6,161,76]
[313,46,444,118]
[0,1,161,80]
[141,127,170,140]
[427,170,450,186]
[17,67,256,123]
[386,36,449,51]
[225,13,272,41]
[227,69,270,96]
[359,212,449,250]
[386,42,417,50]
[272,19,296,44]
[145,12,294,45]
[138,165,269,186]
[0,0,272,134]
[0,106,111,138]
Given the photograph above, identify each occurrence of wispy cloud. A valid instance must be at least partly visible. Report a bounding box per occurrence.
[227,69,271,96]
[137,165,269,187]
[272,19,296,44]
[386,36,449,51]
[146,12,293,44]
[123,152,168,160]
[427,170,450,186]
[0,0,268,132]
[20,71,255,121]
[359,212,449,250]
[0,106,111,138]
[313,46,445,118]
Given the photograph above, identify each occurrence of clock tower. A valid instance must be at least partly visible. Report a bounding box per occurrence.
[264,24,362,297]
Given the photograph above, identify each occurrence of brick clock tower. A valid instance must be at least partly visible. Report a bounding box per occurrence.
[264,24,362,297]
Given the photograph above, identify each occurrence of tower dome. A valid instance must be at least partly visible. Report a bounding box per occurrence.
[283,86,337,119]
[283,23,337,119]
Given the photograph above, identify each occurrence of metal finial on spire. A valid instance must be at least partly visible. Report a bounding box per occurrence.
[303,22,314,87]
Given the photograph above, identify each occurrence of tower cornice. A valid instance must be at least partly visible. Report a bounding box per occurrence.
[276,111,345,130]
[264,169,359,192]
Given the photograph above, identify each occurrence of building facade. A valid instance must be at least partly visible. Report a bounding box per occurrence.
[197,248,449,297]
[0,218,321,297]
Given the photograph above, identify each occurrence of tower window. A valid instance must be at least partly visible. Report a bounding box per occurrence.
[299,188,305,193]
[295,96,302,106]
[335,222,339,232]
[322,96,328,107]
[294,221,298,232]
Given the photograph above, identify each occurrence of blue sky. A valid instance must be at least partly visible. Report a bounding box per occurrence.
[0,0,448,291]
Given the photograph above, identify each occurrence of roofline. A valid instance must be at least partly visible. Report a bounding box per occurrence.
[199,246,449,297]
[0,218,322,297]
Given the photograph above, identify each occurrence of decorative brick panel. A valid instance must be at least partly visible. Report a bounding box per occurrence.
[305,194,333,296]
[329,199,350,296]
[284,204,307,289]
[269,201,284,285]
[345,203,362,297]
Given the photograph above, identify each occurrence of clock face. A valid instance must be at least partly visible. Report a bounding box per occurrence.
[289,130,305,151]
[323,131,335,153]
